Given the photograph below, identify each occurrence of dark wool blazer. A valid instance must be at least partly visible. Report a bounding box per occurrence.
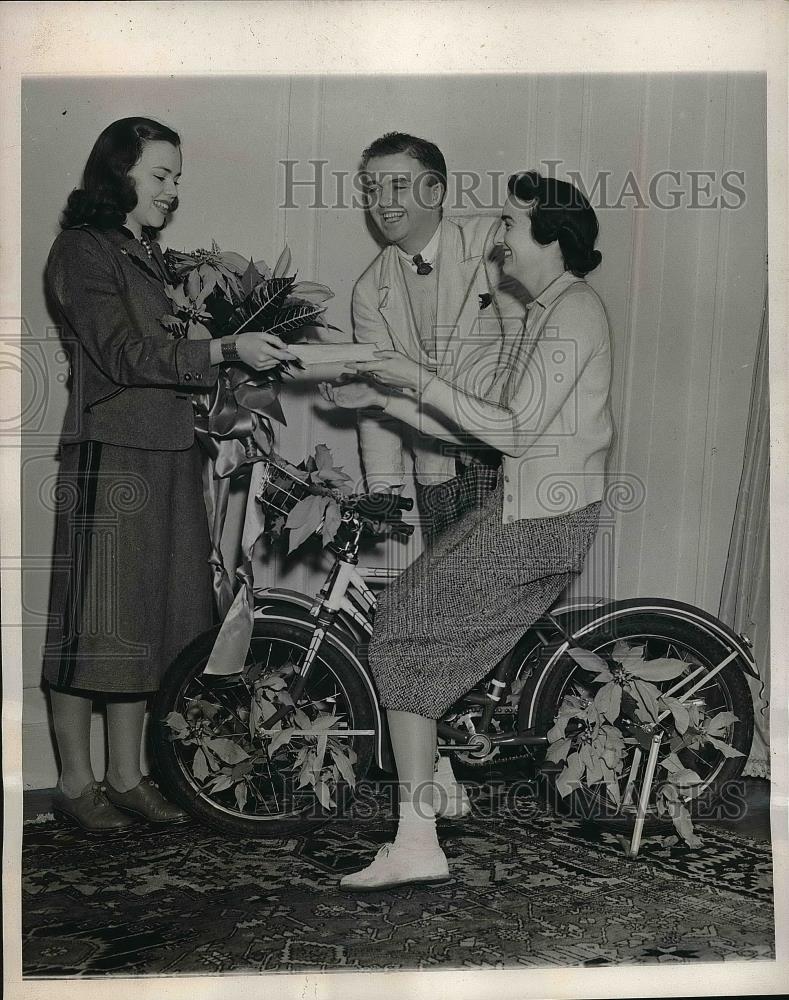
[46,225,219,450]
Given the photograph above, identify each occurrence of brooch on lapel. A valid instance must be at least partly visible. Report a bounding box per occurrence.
[478,293,492,310]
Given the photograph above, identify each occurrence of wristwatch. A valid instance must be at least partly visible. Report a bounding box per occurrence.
[221,337,240,362]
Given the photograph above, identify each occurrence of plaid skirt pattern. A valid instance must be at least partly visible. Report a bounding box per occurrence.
[415,453,501,544]
[42,440,215,694]
[369,475,601,719]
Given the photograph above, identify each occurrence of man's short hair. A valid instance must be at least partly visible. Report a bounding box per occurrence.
[361,132,447,204]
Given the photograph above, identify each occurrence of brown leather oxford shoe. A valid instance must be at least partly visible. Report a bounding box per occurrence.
[103,776,190,825]
[52,780,136,834]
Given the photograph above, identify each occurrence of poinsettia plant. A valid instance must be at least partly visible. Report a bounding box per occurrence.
[161,241,334,459]
[546,642,743,849]
[163,656,357,814]
[280,444,353,552]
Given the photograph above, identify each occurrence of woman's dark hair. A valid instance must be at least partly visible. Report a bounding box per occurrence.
[361,131,448,204]
[60,117,181,231]
[507,171,602,277]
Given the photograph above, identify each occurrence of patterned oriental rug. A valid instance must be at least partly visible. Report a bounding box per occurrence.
[22,788,774,977]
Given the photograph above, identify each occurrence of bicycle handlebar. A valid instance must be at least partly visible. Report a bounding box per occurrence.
[344,493,414,520]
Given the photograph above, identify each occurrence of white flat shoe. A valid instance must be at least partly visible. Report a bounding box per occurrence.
[339,842,450,892]
[433,755,472,820]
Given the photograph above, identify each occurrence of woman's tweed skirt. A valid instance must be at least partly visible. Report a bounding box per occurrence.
[368,474,601,719]
[42,440,215,695]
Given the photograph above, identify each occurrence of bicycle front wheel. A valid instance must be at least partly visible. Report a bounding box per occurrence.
[150,616,377,837]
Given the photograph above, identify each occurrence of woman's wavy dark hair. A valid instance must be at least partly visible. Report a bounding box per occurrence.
[507,171,602,277]
[60,117,180,231]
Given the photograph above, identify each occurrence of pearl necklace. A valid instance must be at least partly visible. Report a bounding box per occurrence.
[137,232,154,258]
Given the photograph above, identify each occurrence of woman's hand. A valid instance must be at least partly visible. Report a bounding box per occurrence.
[318,378,387,410]
[350,351,425,392]
[234,332,299,371]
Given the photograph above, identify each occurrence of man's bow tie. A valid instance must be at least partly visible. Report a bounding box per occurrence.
[413,253,433,276]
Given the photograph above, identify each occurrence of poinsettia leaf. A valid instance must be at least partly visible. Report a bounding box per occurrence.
[218,250,254,274]
[164,711,188,735]
[566,646,611,675]
[286,493,327,531]
[267,729,295,755]
[186,320,213,341]
[241,259,263,297]
[547,719,570,742]
[669,767,704,787]
[195,699,221,720]
[705,711,739,736]
[593,681,622,724]
[314,443,335,471]
[660,695,690,734]
[293,708,312,730]
[193,748,210,781]
[160,314,185,334]
[668,800,703,847]
[205,738,249,765]
[705,735,745,758]
[273,244,292,278]
[331,747,357,787]
[555,765,583,798]
[563,752,582,780]
[307,715,340,733]
[545,737,573,763]
[185,268,203,301]
[234,781,248,812]
[286,495,328,552]
[630,679,661,723]
[207,773,234,793]
[585,756,605,785]
[314,776,334,810]
[659,752,684,774]
[321,500,342,546]
[627,657,689,682]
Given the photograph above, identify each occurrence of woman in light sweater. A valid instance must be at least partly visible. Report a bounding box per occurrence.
[324,171,613,890]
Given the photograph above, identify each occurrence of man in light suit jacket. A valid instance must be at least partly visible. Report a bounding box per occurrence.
[348,132,519,540]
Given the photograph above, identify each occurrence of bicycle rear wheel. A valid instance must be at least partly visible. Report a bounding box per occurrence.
[151,616,377,837]
[527,612,753,827]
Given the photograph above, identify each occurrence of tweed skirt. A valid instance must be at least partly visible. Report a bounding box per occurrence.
[415,453,501,544]
[368,475,601,718]
[42,440,215,695]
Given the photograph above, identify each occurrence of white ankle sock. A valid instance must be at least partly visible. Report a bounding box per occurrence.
[394,800,440,852]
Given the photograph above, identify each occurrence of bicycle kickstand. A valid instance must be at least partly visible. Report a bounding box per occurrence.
[627,731,663,859]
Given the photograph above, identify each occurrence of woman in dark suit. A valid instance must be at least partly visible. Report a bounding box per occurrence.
[43,117,296,832]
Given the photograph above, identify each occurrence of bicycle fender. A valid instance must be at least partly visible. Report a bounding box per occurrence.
[251,605,390,771]
[520,597,759,731]
[254,588,371,643]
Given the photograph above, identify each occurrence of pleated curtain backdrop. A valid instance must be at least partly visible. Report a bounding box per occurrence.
[719,290,770,778]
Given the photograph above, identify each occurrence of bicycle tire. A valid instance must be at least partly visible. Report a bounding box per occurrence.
[150,616,377,837]
[525,611,754,827]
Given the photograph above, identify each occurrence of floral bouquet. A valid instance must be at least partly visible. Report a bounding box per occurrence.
[162,241,334,464]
